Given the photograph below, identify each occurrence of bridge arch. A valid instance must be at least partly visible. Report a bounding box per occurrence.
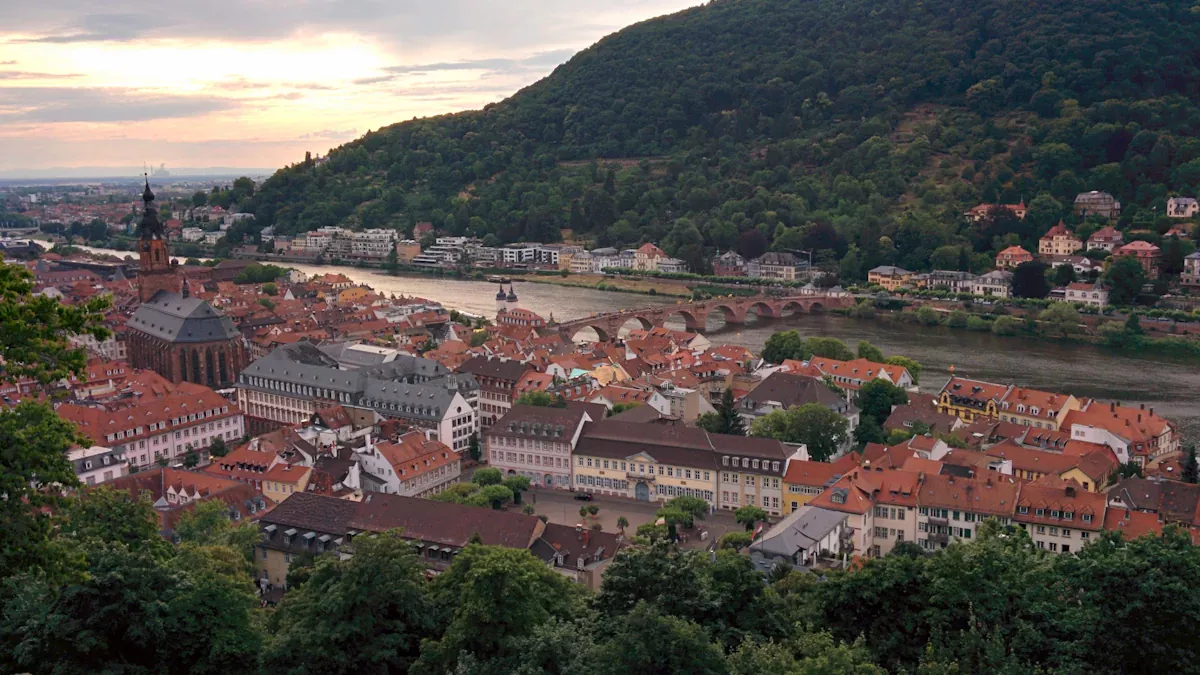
[781,300,809,316]
[747,301,779,320]
[660,308,705,332]
[809,301,825,312]
[566,324,612,343]
[617,315,654,335]
[711,304,744,325]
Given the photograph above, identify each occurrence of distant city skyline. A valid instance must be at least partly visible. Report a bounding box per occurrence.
[0,1,699,175]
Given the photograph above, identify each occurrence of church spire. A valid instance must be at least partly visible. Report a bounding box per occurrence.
[137,174,163,241]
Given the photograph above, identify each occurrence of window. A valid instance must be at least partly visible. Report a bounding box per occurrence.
[874,527,888,538]
[1035,508,1044,517]
[1082,513,1093,523]
[1080,531,1090,539]
[1062,544,1070,553]
[1018,506,1028,514]
[1049,527,1058,536]
[1062,529,1072,537]
[1036,526,1046,534]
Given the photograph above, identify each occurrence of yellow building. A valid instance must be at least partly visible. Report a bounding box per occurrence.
[336,286,373,305]
[781,456,856,514]
[262,464,312,504]
[867,266,913,291]
[572,421,719,505]
[937,377,1012,422]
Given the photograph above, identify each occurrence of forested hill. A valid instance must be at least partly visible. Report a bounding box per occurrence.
[245,0,1200,277]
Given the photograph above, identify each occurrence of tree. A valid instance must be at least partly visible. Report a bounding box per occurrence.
[502,475,531,504]
[737,229,769,259]
[263,531,436,674]
[474,467,503,486]
[915,306,941,326]
[0,401,90,580]
[610,402,641,415]
[580,506,590,519]
[183,449,199,468]
[1053,262,1077,286]
[1038,302,1082,336]
[665,495,709,525]
[749,403,849,461]
[720,531,754,552]
[698,388,746,435]
[173,499,261,563]
[413,545,582,674]
[208,437,229,458]
[857,340,884,362]
[515,390,563,407]
[386,247,400,276]
[1011,261,1051,298]
[58,486,171,558]
[806,337,855,360]
[262,282,277,296]
[992,315,1019,335]
[762,330,807,363]
[1105,256,1149,305]
[884,355,922,384]
[467,434,481,462]
[587,504,600,517]
[1183,446,1198,484]
[588,602,727,675]
[857,379,909,428]
[735,505,767,531]
[0,264,110,385]
[616,516,630,533]
[4,544,261,675]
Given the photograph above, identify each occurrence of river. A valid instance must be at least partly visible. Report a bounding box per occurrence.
[69,244,1200,440]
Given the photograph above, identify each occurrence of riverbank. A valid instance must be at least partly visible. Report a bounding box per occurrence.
[512,273,696,298]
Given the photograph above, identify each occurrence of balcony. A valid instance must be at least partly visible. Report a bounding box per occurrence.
[928,516,948,527]
[928,532,949,544]
[627,471,654,482]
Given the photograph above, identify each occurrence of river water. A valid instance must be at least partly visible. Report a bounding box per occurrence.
[70,244,1200,440]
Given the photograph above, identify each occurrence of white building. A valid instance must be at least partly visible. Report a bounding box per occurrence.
[351,229,398,259]
[485,405,595,489]
[180,227,205,242]
[1064,282,1108,308]
[68,445,128,485]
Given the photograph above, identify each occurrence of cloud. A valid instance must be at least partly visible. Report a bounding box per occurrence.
[1,2,699,50]
[352,75,395,86]
[0,87,238,123]
[11,12,169,43]
[0,61,16,65]
[297,128,359,140]
[0,70,83,80]
[383,49,575,75]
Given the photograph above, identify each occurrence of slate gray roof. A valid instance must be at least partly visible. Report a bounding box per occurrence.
[127,290,240,344]
[238,342,365,394]
[751,505,848,559]
[318,342,398,369]
[359,377,461,421]
[740,372,856,416]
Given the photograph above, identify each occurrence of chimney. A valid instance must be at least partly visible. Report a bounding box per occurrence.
[1150,408,1155,417]
[1140,403,1145,410]
[582,530,590,546]
[1138,414,1142,423]
[1110,402,1115,413]
[1065,485,1076,498]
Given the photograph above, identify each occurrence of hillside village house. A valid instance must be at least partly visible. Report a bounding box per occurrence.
[1038,222,1082,257]
[867,266,912,291]
[806,356,917,393]
[1074,191,1121,220]
[965,201,1027,222]
[995,245,1033,269]
[911,270,976,294]
[712,251,746,276]
[1086,225,1124,252]
[1064,281,1109,308]
[1167,196,1199,218]
[972,270,1012,298]
[749,252,805,281]
[634,243,667,271]
[1183,251,1200,287]
[937,377,1012,423]
[1113,240,1161,279]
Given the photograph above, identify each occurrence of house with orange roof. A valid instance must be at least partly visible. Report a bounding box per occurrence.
[997,386,1081,430]
[1013,476,1105,554]
[262,463,313,503]
[995,245,1034,269]
[355,431,462,498]
[634,242,667,271]
[1113,240,1162,278]
[937,376,1013,422]
[807,356,917,393]
[589,385,668,415]
[782,455,857,514]
[1038,221,1082,257]
[1102,507,1165,541]
[984,439,1081,482]
[1058,448,1117,493]
[965,201,1026,222]
[106,466,271,540]
[1062,400,1179,466]
[58,379,245,469]
[810,466,926,557]
[916,472,1020,551]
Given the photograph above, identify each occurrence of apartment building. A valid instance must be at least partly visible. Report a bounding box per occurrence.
[59,379,245,469]
[486,404,597,489]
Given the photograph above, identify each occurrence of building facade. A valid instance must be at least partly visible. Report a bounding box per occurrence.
[486,404,595,489]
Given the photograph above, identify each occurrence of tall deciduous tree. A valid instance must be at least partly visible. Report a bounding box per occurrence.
[1011,261,1051,299]
[263,531,436,674]
[857,379,909,428]
[1105,256,1149,305]
[749,403,849,461]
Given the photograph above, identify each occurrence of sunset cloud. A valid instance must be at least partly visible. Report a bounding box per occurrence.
[0,0,700,174]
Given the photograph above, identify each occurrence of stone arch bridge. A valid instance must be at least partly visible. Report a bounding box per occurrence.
[553,293,853,342]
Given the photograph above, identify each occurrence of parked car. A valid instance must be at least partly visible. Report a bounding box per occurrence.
[573,492,593,501]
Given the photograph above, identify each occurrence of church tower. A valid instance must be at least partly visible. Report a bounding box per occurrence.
[136,178,179,302]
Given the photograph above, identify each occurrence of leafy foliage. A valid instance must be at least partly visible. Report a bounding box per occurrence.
[244,0,1200,283]
[749,403,849,461]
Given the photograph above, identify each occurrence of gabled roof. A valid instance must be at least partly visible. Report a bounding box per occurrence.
[128,290,240,343]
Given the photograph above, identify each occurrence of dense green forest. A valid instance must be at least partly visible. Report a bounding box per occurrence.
[239,0,1200,278]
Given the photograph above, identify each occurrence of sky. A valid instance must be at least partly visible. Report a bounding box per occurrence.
[0,1,699,176]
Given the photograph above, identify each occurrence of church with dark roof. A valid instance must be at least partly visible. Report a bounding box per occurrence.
[126,180,247,388]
